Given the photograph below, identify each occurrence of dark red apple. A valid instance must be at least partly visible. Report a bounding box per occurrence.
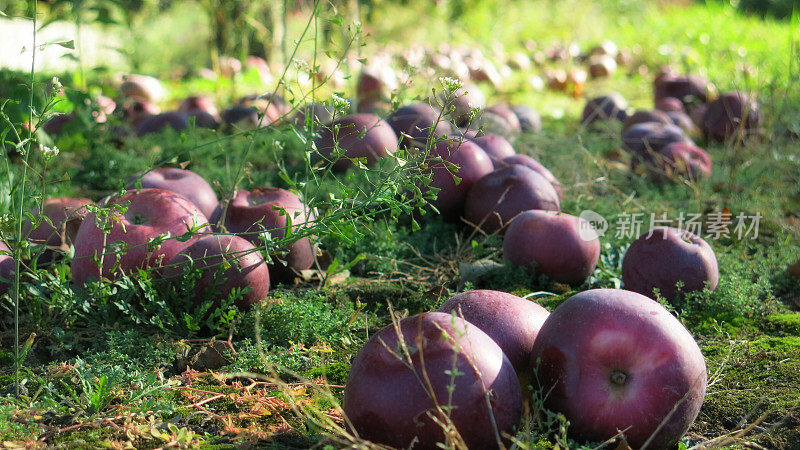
[343,312,522,449]
[357,64,398,105]
[439,82,486,127]
[701,92,761,143]
[42,113,74,136]
[464,165,560,233]
[123,99,160,126]
[438,289,550,374]
[484,104,522,133]
[72,189,211,285]
[293,103,334,128]
[656,142,713,179]
[425,137,494,218]
[221,105,263,129]
[23,197,92,248]
[622,122,689,166]
[223,187,315,281]
[666,111,698,137]
[178,95,220,129]
[470,110,520,138]
[136,111,190,136]
[622,110,672,131]
[469,132,516,164]
[529,288,707,449]
[499,154,562,199]
[655,97,685,113]
[654,74,710,107]
[622,227,719,302]
[385,103,453,148]
[581,94,628,124]
[126,168,219,223]
[503,210,599,285]
[510,105,542,133]
[314,113,399,171]
[162,234,270,310]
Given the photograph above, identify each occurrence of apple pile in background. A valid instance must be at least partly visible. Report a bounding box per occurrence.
[1,37,758,447]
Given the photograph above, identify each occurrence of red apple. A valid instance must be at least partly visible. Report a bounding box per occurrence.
[656,141,712,180]
[622,122,689,166]
[484,104,522,133]
[386,103,453,148]
[438,289,550,374]
[469,132,516,164]
[126,168,220,224]
[622,227,719,303]
[223,187,315,281]
[314,113,399,171]
[654,74,710,107]
[510,105,542,133]
[41,113,74,136]
[136,111,190,136]
[503,210,600,284]
[529,288,707,449]
[701,92,761,143]
[162,234,270,310]
[439,82,486,127]
[498,154,562,199]
[425,137,494,218]
[72,189,211,285]
[343,312,522,449]
[582,94,628,125]
[655,97,685,113]
[22,197,92,249]
[464,165,560,234]
[588,54,617,78]
[123,99,160,126]
[221,105,263,129]
[622,110,673,131]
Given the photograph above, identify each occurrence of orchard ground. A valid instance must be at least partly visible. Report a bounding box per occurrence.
[1,0,799,448]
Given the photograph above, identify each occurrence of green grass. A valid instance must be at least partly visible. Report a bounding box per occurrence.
[1,0,800,448]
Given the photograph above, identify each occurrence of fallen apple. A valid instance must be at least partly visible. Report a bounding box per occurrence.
[530,288,707,449]
[622,227,719,303]
[162,234,270,310]
[464,165,560,234]
[314,113,399,171]
[438,289,550,374]
[343,312,522,449]
[503,210,599,285]
[72,189,211,285]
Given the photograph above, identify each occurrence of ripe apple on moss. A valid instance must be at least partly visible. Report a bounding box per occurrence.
[424,136,494,219]
[71,189,211,285]
[464,165,560,234]
[503,210,599,285]
[161,234,270,310]
[438,289,549,374]
[313,113,399,171]
[23,197,92,258]
[622,227,719,303]
[126,168,220,225]
[530,288,707,449]
[343,312,522,449]
[223,187,315,282]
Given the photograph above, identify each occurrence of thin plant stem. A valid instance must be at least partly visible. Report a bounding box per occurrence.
[15,0,39,397]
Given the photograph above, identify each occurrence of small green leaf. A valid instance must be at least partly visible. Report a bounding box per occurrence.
[55,40,75,50]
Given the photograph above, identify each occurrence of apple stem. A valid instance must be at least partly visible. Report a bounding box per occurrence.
[610,370,627,386]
